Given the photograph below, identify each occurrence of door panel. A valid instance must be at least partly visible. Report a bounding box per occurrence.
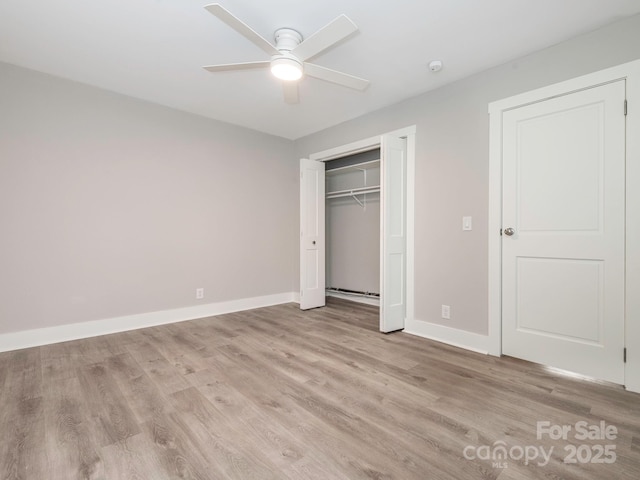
[517,102,603,233]
[502,81,625,383]
[380,135,406,332]
[516,257,603,343]
[300,158,325,310]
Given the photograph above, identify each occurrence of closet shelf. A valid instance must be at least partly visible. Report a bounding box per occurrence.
[325,159,380,176]
[326,186,381,199]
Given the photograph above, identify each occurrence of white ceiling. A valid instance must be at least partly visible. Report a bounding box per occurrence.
[1,1,640,140]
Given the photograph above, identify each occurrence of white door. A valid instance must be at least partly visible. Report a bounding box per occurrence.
[300,158,326,310]
[502,81,626,383]
[380,135,407,332]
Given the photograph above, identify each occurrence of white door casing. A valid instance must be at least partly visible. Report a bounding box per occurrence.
[380,134,407,332]
[501,81,626,383]
[300,158,325,310]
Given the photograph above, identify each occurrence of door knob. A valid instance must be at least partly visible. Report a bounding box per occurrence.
[504,227,515,236]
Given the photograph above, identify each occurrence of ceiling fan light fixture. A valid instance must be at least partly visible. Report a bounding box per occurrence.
[271,56,303,81]
[203,5,369,102]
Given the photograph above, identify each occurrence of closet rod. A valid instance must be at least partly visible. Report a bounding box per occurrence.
[326,186,380,199]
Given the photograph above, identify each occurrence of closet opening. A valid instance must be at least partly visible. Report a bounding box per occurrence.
[325,148,381,307]
[300,125,415,332]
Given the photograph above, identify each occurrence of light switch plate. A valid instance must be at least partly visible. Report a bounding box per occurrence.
[462,216,472,231]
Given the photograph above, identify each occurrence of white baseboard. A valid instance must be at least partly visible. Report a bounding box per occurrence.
[625,381,640,394]
[0,292,296,353]
[403,318,492,355]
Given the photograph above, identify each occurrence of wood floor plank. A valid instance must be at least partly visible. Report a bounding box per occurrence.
[170,386,286,479]
[0,349,46,480]
[42,376,105,480]
[40,342,77,382]
[0,395,46,480]
[139,411,219,480]
[76,362,141,447]
[125,341,192,395]
[106,352,173,424]
[138,326,210,376]
[101,434,169,480]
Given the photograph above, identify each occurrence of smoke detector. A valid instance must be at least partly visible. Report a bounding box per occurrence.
[429,60,443,72]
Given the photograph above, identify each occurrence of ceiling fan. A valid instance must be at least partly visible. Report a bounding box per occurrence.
[202,3,370,104]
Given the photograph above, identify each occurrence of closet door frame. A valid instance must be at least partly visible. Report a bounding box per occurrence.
[307,125,416,332]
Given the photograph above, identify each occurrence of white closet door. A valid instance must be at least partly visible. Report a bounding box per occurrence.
[380,135,407,332]
[300,158,326,310]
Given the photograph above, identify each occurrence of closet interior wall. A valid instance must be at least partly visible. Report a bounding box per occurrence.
[325,149,381,302]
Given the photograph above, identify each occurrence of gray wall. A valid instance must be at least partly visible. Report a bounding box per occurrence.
[295,14,640,335]
[0,62,297,335]
[327,195,380,294]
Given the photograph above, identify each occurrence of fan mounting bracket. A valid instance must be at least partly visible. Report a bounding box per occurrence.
[274,28,303,52]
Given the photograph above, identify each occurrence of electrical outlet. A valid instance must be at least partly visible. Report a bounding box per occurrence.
[196,288,204,300]
[441,304,451,320]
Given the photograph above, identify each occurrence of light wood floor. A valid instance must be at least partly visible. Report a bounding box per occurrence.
[1,298,639,479]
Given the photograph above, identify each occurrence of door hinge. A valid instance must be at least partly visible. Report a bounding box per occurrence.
[624,100,628,116]
[624,347,627,363]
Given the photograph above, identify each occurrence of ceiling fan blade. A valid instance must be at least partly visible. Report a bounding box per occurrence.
[204,4,279,56]
[304,63,369,91]
[291,15,358,62]
[283,82,299,104]
[203,61,270,72]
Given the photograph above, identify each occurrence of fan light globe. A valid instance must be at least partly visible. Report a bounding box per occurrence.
[271,57,303,81]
